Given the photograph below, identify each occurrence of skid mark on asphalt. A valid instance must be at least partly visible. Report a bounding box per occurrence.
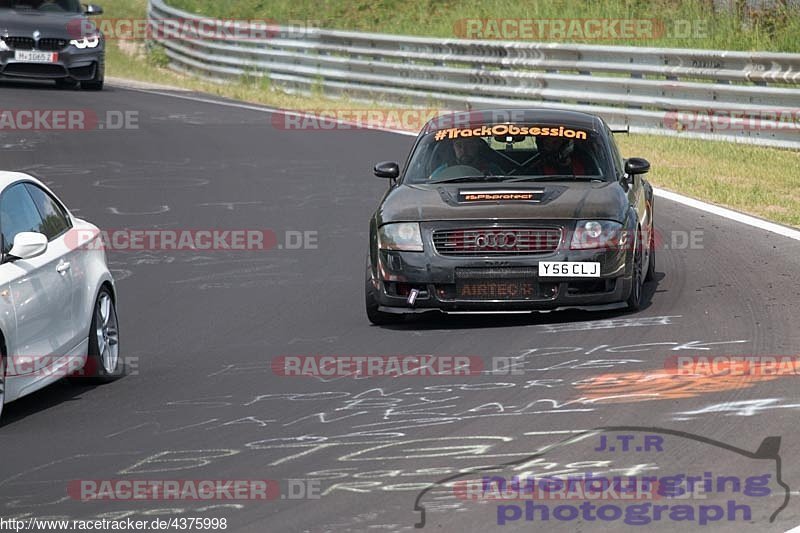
[93,177,210,189]
[575,369,780,403]
[575,355,800,404]
[107,205,171,215]
[198,201,265,210]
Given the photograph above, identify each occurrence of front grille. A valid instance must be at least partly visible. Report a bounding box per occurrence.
[37,38,69,51]
[2,62,67,77]
[433,227,561,256]
[2,37,34,50]
[1,37,69,51]
[455,267,539,279]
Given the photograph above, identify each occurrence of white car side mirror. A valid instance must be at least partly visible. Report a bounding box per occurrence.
[8,232,48,260]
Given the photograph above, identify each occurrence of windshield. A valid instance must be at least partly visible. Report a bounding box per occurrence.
[403,123,613,184]
[0,0,83,12]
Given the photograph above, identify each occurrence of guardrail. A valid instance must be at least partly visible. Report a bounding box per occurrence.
[148,0,800,148]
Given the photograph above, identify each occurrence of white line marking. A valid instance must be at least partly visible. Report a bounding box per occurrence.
[655,188,800,241]
[107,76,193,92]
[115,82,800,240]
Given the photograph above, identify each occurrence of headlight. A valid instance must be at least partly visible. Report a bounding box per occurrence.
[70,34,101,49]
[0,39,9,51]
[570,220,624,250]
[378,223,423,252]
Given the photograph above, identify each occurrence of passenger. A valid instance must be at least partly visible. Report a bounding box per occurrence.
[529,136,588,176]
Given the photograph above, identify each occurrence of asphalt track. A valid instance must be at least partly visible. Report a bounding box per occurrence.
[0,80,799,532]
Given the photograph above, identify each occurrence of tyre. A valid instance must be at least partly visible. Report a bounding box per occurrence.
[55,79,79,90]
[80,287,123,382]
[81,63,104,91]
[626,233,644,312]
[365,266,404,325]
[645,221,656,282]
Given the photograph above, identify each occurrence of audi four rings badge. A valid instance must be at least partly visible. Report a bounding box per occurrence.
[472,232,518,248]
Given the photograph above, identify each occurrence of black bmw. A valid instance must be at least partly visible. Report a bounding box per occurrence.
[366,109,656,324]
[0,0,104,89]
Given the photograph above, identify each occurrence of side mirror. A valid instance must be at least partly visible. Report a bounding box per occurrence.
[374,161,400,179]
[84,4,103,15]
[624,157,650,175]
[8,232,48,261]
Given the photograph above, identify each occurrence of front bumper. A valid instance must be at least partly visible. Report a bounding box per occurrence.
[368,221,635,314]
[0,46,104,81]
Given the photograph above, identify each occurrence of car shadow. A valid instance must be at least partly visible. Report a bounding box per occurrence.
[0,378,104,428]
[377,270,666,330]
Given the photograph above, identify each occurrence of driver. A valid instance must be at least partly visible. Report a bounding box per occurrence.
[529,136,587,175]
[430,137,503,178]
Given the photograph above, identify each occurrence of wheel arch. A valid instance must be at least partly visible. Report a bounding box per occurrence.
[82,272,117,340]
[100,280,116,302]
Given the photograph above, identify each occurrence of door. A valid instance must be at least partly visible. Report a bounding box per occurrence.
[23,183,83,350]
[0,183,74,376]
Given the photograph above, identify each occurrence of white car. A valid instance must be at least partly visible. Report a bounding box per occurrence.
[0,171,120,420]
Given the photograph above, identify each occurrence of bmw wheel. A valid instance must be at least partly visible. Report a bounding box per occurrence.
[82,288,123,381]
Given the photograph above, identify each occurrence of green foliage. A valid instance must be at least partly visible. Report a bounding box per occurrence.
[146,42,170,67]
[166,0,800,52]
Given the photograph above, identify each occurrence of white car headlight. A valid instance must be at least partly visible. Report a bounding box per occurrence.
[378,223,423,252]
[0,39,9,51]
[570,220,624,250]
[70,35,100,49]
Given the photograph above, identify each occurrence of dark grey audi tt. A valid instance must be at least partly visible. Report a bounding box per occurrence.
[366,109,656,324]
[0,0,104,89]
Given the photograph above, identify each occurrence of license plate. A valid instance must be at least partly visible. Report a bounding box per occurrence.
[456,280,536,300]
[539,261,601,277]
[14,50,58,63]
